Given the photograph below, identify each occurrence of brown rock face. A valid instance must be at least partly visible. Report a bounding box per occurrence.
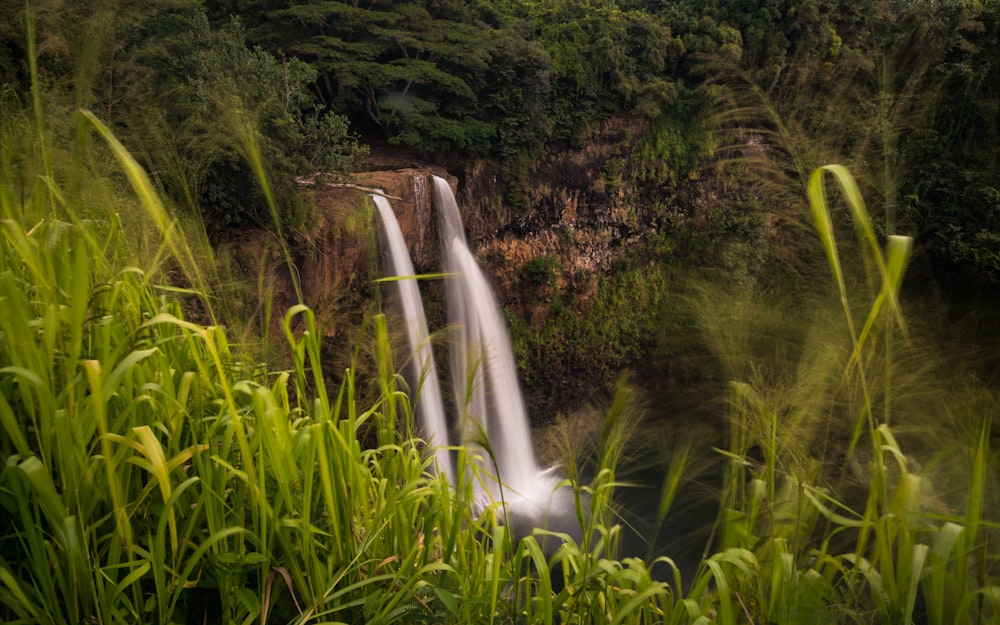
[296,168,454,342]
[234,115,730,417]
[288,128,622,398]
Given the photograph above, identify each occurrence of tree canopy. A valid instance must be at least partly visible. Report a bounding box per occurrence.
[3,0,998,277]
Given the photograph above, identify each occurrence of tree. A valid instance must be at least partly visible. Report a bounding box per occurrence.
[903,1,1000,280]
[243,0,501,152]
[105,7,366,231]
[0,0,366,232]
[507,0,684,144]
[696,0,1000,282]
[472,29,552,200]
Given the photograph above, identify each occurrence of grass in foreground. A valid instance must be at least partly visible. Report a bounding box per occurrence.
[1,83,999,624]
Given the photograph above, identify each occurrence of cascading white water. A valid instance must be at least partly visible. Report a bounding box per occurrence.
[433,178,539,493]
[376,178,581,547]
[373,194,454,483]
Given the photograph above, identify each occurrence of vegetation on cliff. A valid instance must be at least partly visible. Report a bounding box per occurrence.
[4,0,997,276]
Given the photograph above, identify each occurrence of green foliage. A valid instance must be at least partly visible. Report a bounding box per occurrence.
[0,121,698,623]
[120,10,365,231]
[511,261,676,388]
[231,0,690,177]
[0,1,366,233]
[514,0,684,143]
[0,55,698,624]
[254,0,498,151]
[899,3,1000,279]
[300,110,366,174]
[695,0,1000,282]
[681,165,1000,625]
[520,254,560,287]
[631,90,713,187]
[14,0,988,284]
[5,87,1000,623]
[475,30,553,199]
[5,0,1000,622]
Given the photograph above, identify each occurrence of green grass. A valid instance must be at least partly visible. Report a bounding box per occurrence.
[3,31,1000,624]
[0,95,689,623]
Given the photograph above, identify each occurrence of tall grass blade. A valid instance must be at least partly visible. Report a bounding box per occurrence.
[80,110,215,322]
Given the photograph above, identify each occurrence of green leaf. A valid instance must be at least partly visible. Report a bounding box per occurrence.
[433,586,459,616]
[16,456,68,538]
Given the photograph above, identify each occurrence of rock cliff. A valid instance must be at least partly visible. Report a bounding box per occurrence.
[228,115,739,421]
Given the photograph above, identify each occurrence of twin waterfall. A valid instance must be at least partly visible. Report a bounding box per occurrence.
[373,177,575,539]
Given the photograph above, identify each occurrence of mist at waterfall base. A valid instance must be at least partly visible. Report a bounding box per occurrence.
[373,178,583,553]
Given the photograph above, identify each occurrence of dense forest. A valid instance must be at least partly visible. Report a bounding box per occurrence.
[2,0,1000,623]
[2,0,998,273]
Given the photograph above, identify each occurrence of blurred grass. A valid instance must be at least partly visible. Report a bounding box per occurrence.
[2,11,1000,622]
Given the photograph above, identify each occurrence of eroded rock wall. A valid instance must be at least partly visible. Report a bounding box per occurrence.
[239,115,735,418]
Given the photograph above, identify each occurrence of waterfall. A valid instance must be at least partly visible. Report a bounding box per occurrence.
[432,177,540,497]
[374,178,579,545]
[373,195,454,483]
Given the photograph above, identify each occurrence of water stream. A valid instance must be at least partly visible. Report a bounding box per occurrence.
[373,194,454,483]
[375,177,578,541]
